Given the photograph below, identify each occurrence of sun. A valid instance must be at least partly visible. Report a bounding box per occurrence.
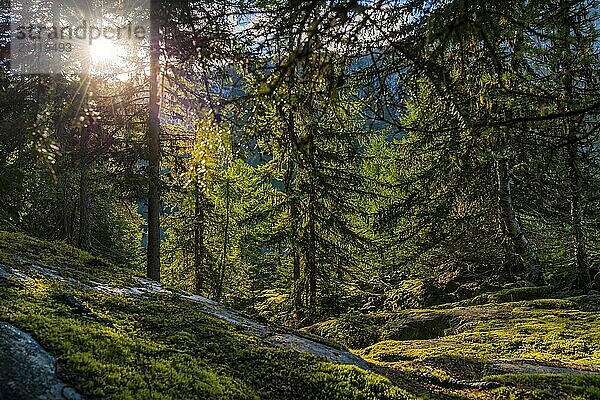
[88,37,132,80]
[90,37,119,66]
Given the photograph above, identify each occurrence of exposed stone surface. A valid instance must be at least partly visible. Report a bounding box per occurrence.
[266,334,370,369]
[487,358,600,375]
[3,261,370,370]
[0,322,83,400]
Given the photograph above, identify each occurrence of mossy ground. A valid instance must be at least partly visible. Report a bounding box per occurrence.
[3,231,600,400]
[0,232,415,400]
[305,286,600,399]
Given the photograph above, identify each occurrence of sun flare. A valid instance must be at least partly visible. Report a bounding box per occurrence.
[90,37,119,65]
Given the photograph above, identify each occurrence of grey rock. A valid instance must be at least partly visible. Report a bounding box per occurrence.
[487,359,600,375]
[266,334,370,369]
[0,322,84,400]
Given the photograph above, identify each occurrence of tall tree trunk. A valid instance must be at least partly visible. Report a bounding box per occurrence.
[568,139,590,290]
[496,156,545,285]
[559,0,590,291]
[216,179,230,301]
[193,177,205,294]
[59,178,74,244]
[78,128,91,250]
[147,0,161,282]
[307,188,317,308]
[286,8,303,324]
[494,30,544,285]
[305,122,317,308]
[286,159,302,323]
[78,53,92,251]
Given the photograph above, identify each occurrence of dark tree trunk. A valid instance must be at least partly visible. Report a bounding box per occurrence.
[286,159,302,323]
[193,178,205,295]
[78,55,91,251]
[494,30,544,285]
[496,157,545,285]
[286,16,303,324]
[216,179,230,301]
[305,124,317,309]
[147,0,161,282]
[559,0,590,291]
[568,140,590,290]
[307,189,317,308]
[59,178,75,244]
[78,132,91,251]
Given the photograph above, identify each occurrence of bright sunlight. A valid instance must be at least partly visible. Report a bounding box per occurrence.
[90,37,119,65]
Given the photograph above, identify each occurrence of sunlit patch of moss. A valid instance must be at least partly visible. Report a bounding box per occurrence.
[301,364,414,400]
[355,299,600,398]
[358,339,493,380]
[0,231,139,285]
[488,374,600,400]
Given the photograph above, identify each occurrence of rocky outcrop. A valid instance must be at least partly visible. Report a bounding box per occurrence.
[487,358,600,375]
[0,322,83,400]
[1,261,370,371]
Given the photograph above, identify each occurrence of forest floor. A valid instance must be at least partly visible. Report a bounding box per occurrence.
[1,231,599,399]
[305,288,600,399]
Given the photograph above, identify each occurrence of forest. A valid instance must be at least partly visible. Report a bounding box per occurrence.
[1,0,600,399]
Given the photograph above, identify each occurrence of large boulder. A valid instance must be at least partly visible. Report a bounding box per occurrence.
[0,322,82,400]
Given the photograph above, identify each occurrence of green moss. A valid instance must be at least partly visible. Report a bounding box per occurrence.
[0,231,139,285]
[355,301,600,398]
[6,231,600,399]
[0,232,417,400]
[302,312,387,349]
[298,290,600,398]
[489,374,600,400]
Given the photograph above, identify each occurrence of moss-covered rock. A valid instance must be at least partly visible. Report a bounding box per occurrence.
[356,298,600,399]
[303,286,600,398]
[436,285,555,308]
[5,231,599,399]
[0,231,417,400]
[302,312,386,349]
[382,279,455,311]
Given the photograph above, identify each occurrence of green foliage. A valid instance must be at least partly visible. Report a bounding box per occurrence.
[0,67,147,266]
[161,116,272,300]
[2,1,600,397]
